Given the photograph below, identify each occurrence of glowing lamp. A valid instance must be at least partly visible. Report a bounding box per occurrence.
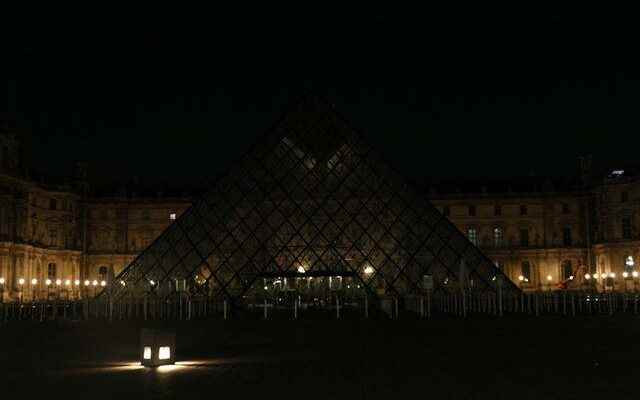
[84,280,90,286]
[297,265,306,274]
[569,275,574,281]
[623,272,629,278]
[633,271,639,278]
[120,280,126,286]
[100,280,106,287]
[593,273,600,279]
[585,273,591,280]
[364,266,374,275]
[55,279,62,286]
[140,329,175,367]
[0,277,4,285]
[546,275,552,281]
[65,279,71,286]
[31,278,38,286]
[518,275,524,281]
[74,279,80,286]
[45,279,52,286]
[92,280,98,286]
[18,278,25,286]
[609,272,616,278]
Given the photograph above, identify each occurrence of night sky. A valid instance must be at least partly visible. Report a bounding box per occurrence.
[3,14,640,189]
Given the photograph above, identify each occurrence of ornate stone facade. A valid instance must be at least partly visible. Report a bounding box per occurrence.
[428,168,640,291]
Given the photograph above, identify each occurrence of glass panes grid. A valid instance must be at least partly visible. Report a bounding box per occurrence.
[113,97,518,303]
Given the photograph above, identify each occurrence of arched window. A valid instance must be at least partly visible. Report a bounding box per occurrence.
[98,266,108,281]
[561,260,573,281]
[467,228,478,246]
[521,261,531,281]
[493,227,504,248]
[47,263,56,279]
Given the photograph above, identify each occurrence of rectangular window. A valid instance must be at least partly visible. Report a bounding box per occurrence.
[49,198,57,210]
[622,217,632,239]
[520,229,529,247]
[520,205,528,216]
[143,347,152,360]
[563,226,572,246]
[621,191,629,203]
[169,212,176,221]
[467,228,478,246]
[521,261,531,281]
[494,205,501,216]
[468,205,476,216]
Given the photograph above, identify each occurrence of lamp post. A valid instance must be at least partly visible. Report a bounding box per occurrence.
[31,278,38,301]
[609,272,616,292]
[18,278,25,303]
[584,273,591,291]
[45,279,52,300]
[92,280,98,297]
[546,275,552,291]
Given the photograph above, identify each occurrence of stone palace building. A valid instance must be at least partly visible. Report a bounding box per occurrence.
[1,118,638,300]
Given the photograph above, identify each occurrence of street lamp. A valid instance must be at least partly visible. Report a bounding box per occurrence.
[18,278,25,302]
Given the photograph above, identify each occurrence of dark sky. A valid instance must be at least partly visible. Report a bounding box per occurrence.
[3,13,640,188]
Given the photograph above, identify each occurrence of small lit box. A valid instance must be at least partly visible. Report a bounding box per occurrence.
[140,329,176,367]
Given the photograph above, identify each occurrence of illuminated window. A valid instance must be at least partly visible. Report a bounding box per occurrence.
[467,228,478,246]
[625,255,635,273]
[521,261,531,281]
[622,217,632,239]
[563,226,572,246]
[493,227,504,248]
[143,347,152,360]
[158,346,171,360]
[169,213,176,221]
[561,260,572,280]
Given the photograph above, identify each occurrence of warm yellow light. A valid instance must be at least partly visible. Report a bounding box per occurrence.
[609,272,616,278]
[45,279,52,286]
[569,275,574,280]
[74,279,80,286]
[297,265,306,274]
[585,273,591,280]
[84,280,90,286]
[56,279,62,286]
[64,279,71,286]
[633,271,639,278]
[546,275,552,281]
[364,266,374,275]
[31,278,38,285]
[623,272,629,278]
[92,280,98,286]
[143,346,152,360]
[158,346,171,360]
[518,275,524,281]
[120,280,126,286]
[100,280,106,287]
[0,277,4,285]
[18,278,25,285]
[593,273,600,279]
[149,280,155,286]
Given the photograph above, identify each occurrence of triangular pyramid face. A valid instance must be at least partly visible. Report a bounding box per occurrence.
[113,96,518,303]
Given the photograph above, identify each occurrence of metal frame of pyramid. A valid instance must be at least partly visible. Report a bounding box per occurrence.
[111,96,519,307]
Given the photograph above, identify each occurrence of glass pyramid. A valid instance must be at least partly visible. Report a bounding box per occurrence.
[112,96,518,306]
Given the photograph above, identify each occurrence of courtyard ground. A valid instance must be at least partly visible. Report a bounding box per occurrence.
[1,314,637,399]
